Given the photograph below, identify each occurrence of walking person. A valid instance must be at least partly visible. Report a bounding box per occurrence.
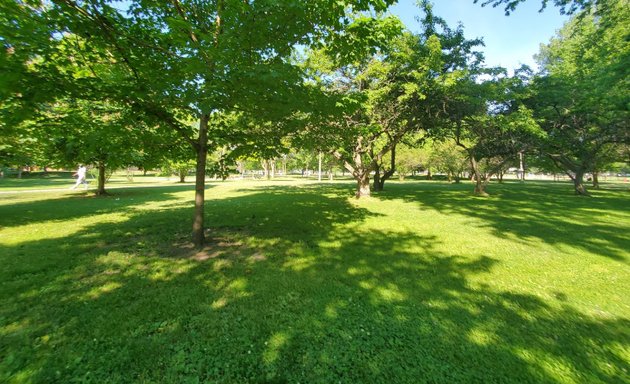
[71,164,88,190]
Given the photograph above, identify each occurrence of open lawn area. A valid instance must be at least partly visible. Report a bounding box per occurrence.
[1,180,628,383]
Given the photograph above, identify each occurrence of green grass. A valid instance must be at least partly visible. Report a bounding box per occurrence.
[1,179,628,383]
[0,171,189,191]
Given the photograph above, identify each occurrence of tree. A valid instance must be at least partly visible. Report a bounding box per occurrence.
[430,140,468,183]
[444,69,542,195]
[2,0,399,246]
[473,0,601,15]
[531,0,630,195]
[38,98,168,195]
[394,142,425,180]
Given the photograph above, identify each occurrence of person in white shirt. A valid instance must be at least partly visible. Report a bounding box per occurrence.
[71,165,88,190]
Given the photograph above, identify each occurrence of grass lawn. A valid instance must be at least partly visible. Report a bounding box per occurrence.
[0,179,628,383]
[0,171,188,191]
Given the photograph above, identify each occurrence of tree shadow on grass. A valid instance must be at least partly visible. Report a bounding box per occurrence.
[374,180,630,263]
[1,184,628,383]
[0,184,200,229]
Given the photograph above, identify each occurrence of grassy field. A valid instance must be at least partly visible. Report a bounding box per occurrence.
[0,179,628,383]
[0,171,188,191]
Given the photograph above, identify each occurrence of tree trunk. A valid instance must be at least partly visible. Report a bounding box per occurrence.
[318,152,322,182]
[179,170,186,183]
[426,168,432,180]
[262,159,270,179]
[356,173,371,197]
[573,170,589,196]
[372,167,382,192]
[374,145,396,192]
[96,162,107,195]
[469,156,488,196]
[17,167,22,179]
[592,172,600,189]
[192,114,209,248]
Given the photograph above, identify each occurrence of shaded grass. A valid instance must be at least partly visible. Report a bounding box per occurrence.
[0,180,629,383]
[0,172,189,191]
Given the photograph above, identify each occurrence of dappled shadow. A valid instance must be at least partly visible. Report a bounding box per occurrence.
[0,184,199,229]
[374,180,630,262]
[1,184,628,383]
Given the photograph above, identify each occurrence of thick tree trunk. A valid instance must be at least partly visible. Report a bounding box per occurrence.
[356,173,371,197]
[373,167,382,192]
[573,170,589,196]
[192,114,209,248]
[96,162,107,195]
[592,172,600,189]
[179,170,186,183]
[17,167,22,179]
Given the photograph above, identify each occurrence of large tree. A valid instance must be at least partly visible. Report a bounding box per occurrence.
[1,0,398,246]
[531,0,629,195]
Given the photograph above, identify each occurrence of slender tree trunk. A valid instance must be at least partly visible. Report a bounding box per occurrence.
[592,172,600,189]
[469,156,488,196]
[318,152,322,182]
[426,168,432,180]
[375,146,396,191]
[96,162,107,195]
[17,167,22,179]
[271,160,276,179]
[192,114,209,248]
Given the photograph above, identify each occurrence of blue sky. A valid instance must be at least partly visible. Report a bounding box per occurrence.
[388,0,570,71]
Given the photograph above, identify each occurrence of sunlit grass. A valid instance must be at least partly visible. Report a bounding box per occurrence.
[0,179,628,383]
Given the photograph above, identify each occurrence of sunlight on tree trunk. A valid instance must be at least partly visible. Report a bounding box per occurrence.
[356,173,371,197]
